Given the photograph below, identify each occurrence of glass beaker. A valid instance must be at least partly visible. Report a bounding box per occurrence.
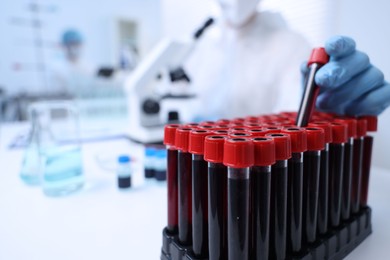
[33,101,85,196]
[20,110,43,185]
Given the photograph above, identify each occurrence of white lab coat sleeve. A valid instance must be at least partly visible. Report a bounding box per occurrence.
[272,34,312,113]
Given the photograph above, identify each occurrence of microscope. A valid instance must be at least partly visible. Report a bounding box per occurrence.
[124,18,214,143]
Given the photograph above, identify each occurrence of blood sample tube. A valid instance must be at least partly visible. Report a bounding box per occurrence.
[189,130,212,258]
[264,126,282,133]
[204,135,228,260]
[164,124,180,234]
[216,119,231,124]
[351,118,367,214]
[213,130,229,136]
[175,127,195,245]
[328,122,348,228]
[281,128,307,255]
[250,137,276,260]
[224,137,254,260]
[296,48,329,127]
[265,133,291,260]
[360,116,378,208]
[308,121,332,235]
[200,121,216,126]
[302,127,325,245]
[247,128,269,137]
[244,123,263,129]
[335,118,357,221]
[228,132,252,138]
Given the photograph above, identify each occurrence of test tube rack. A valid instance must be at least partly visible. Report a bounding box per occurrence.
[161,112,377,260]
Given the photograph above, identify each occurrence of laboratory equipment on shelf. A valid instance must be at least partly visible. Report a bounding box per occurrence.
[124,18,214,143]
[23,101,85,196]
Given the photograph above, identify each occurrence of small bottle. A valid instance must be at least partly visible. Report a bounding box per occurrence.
[117,155,131,189]
[154,149,167,181]
[144,147,156,179]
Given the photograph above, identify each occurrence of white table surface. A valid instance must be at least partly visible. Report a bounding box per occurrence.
[0,123,389,260]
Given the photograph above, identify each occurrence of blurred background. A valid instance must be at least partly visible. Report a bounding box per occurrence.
[0,0,389,167]
[0,1,390,259]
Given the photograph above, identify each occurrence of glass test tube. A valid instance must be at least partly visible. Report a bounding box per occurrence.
[309,122,332,236]
[328,122,348,228]
[335,118,357,221]
[204,135,228,260]
[266,133,291,260]
[224,138,254,260]
[164,124,181,234]
[302,127,325,245]
[281,128,307,255]
[360,116,378,208]
[351,118,367,214]
[189,130,212,258]
[250,137,275,260]
[175,127,195,245]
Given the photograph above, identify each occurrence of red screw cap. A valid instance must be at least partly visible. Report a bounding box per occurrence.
[229,127,248,132]
[183,122,199,128]
[308,121,332,143]
[335,117,357,138]
[214,124,230,130]
[199,121,215,126]
[216,119,231,124]
[175,127,194,152]
[281,128,307,153]
[189,130,212,155]
[360,116,378,132]
[307,47,329,66]
[223,137,254,168]
[356,118,367,137]
[204,135,226,163]
[213,130,229,135]
[253,137,276,166]
[330,122,348,144]
[264,126,282,133]
[244,123,263,129]
[305,127,325,151]
[265,133,292,161]
[228,132,252,138]
[164,124,181,147]
[248,128,269,137]
[198,125,218,130]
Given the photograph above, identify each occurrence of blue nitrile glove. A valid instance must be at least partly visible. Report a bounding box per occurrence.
[301,36,390,116]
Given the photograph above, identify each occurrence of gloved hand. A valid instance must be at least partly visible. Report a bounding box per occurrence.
[301,35,390,116]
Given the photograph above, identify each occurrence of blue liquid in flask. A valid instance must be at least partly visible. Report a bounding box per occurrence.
[42,146,84,196]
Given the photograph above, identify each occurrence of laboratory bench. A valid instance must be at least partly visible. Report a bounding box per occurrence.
[0,123,390,260]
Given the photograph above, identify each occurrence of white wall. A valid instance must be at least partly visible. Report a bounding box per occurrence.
[333,0,390,169]
[0,0,161,94]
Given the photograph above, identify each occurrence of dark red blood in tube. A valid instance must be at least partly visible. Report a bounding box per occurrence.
[302,127,324,245]
[309,121,332,235]
[175,127,195,245]
[250,137,275,260]
[205,135,228,260]
[335,118,357,221]
[351,119,367,214]
[360,115,377,208]
[224,138,254,260]
[328,123,347,228]
[164,124,181,233]
[281,128,307,255]
[266,133,291,260]
[189,130,212,257]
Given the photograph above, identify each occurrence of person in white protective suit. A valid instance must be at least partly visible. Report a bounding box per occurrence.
[185,0,311,120]
[49,29,95,96]
[186,0,390,120]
